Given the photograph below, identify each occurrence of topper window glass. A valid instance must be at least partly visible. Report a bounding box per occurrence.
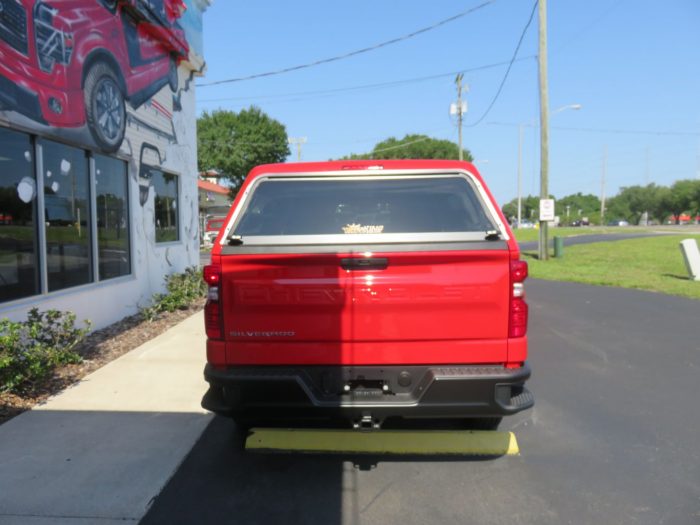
[95,155,130,280]
[0,128,40,303]
[234,176,496,238]
[152,170,179,243]
[41,140,91,292]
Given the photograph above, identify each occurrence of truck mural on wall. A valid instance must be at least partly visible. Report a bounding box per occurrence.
[0,0,190,152]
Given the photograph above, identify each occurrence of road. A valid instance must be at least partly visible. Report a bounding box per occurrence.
[141,279,700,525]
[518,231,669,251]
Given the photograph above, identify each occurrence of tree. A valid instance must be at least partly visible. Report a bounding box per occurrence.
[662,179,699,224]
[501,200,517,221]
[501,195,541,224]
[555,193,600,224]
[606,184,664,225]
[650,186,672,224]
[502,193,599,225]
[197,107,290,195]
[341,134,473,161]
[691,181,700,221]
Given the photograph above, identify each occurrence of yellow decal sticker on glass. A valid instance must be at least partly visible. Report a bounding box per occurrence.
[342,223,385,234]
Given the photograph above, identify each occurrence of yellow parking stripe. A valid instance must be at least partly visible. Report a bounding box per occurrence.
[246,428,519,456]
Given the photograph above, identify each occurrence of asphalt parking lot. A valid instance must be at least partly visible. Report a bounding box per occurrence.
[142,279,700,525]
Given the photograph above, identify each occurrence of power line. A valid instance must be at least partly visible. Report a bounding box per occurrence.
[370,136,435,154]
[198,125,455,150]
[197,56,536,104]
[487,122,700,137]
[551,0,626,56]
[197,0,497,87]
[199,138,284,146]
[196,1,617,106]
[552,125,700,137]
[466,0,538,128]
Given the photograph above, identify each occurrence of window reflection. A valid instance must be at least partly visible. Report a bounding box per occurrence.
[152,170,179,243]
[95,155,130,280]
[41,140,91,292]
[0,128,40,302]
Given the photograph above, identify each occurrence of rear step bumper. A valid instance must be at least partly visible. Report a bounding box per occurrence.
[202,363,533,421]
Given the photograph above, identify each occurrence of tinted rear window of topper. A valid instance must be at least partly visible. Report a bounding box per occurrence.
[233,176,496,236]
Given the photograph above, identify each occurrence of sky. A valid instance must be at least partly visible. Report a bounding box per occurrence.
[197,0,700,205]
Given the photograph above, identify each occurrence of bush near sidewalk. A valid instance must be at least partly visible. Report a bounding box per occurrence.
[1,268,207,424]
[140,267,207,322]
[0,309,91,393]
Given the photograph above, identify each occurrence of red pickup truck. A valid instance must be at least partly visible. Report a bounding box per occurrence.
[202,160,533,430]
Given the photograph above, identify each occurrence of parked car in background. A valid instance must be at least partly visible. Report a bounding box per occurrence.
[201,160,534,431]
[202,215,225,245]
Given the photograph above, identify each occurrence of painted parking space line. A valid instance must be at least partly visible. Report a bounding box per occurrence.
[246,428,519,456]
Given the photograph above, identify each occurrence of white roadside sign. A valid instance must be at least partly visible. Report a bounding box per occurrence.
[539,199,555,222]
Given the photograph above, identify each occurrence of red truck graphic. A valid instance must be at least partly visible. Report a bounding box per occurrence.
[0,0,188,152]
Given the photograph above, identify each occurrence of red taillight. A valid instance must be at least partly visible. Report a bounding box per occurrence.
[511,260,528,282]
[205,300,222,340]
[203,264,223,340]
[203,264,221,286]
[509,260,529,338]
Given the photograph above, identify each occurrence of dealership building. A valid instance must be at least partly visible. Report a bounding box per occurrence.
[0,0,210,329]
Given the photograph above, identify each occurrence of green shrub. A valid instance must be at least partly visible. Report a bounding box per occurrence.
[0,309,91,393]
[141,267,207,321]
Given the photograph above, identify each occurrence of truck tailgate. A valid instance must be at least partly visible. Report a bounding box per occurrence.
[220,248,509,365]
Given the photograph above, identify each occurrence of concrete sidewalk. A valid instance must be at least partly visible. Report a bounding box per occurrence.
[0,311,213,524]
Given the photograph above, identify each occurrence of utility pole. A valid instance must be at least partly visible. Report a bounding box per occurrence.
[288,137,307,161]
[644,146,650,226]
[645,147,650,185]
[451,74,467,161]
[517,124,523,228]
[601,145,607,225]
[537,0,550,260]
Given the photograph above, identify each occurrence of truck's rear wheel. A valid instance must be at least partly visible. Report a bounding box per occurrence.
[84,62,125,153]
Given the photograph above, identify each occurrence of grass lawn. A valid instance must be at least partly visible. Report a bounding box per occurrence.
[524,234,700,300]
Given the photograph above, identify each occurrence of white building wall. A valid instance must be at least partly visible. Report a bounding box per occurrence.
[0,1,209,330]
[1,65,201,330]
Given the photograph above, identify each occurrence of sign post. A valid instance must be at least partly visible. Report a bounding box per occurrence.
[539,199,555,222]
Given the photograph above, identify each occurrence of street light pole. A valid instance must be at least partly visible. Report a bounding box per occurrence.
[457,74,464,161]
[451,74,467,161]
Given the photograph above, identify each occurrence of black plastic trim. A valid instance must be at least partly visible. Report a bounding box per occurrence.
[221,240,508,255]
[202,363,533,421]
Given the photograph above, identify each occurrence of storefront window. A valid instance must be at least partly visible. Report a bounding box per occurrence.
[0,128,40,302]
[152,170,179,242]
[95,155,130,280]
[41,140,91,292]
